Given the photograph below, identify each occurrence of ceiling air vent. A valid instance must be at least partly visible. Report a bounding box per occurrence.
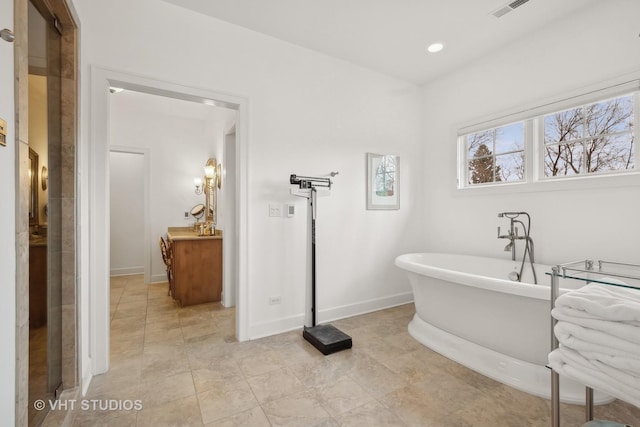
[491,0,531,18]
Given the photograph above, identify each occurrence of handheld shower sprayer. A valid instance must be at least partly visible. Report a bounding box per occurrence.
[496,211,537,284]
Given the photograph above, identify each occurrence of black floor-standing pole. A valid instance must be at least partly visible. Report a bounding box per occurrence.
[290,174,352,355]
[311,187,317,327]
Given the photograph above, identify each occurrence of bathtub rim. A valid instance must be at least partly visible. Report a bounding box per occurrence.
[395,252,555,300]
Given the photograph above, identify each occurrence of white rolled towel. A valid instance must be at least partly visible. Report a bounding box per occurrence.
[554,283,640,323]
[579,350,640,376]
[552,305,640,345]
[554,321,640,358]
[549,346,640,408]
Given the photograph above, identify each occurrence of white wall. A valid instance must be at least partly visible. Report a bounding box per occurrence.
[109,150,145,276]
[109,90,231,283]
[421,0,640,266]
[75,0,424,338]
[0,0,15,422]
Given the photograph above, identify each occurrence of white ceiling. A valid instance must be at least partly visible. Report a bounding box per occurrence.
[160,0,600,85]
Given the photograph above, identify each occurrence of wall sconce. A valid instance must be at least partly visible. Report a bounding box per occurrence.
[194,161,222,194]
[41,166,48,191]
[204,163,215,180]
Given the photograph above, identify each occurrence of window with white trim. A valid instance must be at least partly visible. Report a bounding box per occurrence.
[465,122,525,185]
[543,95,634,178]
[458,84,638,188]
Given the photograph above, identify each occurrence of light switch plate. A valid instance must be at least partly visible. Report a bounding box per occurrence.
[269,204,282,217]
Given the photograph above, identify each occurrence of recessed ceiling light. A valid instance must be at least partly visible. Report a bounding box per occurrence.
[427,42,444,53]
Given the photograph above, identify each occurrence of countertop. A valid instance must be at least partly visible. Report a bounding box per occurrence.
[167,226,223,241]
[29,236,47,247]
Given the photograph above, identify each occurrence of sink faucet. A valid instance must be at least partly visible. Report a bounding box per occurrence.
[497,212,537,284]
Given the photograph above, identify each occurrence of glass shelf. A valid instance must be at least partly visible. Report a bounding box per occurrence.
[546,260,640,290]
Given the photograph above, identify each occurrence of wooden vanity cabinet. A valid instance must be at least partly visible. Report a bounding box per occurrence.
[167,227,222,307]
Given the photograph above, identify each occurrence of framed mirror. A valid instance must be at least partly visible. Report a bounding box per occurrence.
[29,148,39,225]
[366,152,400,210]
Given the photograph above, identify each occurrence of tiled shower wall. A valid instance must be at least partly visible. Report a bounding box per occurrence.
[15,1,30,424]
[14,0,78,424]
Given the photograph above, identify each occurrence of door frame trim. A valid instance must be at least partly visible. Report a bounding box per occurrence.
[87,66,250,376]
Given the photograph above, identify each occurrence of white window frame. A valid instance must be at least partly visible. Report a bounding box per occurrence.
[457,79,640,191]
[535,91,639,182]
[460,120,529,187]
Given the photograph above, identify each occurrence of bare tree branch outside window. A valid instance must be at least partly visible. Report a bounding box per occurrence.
[460,92,636,188]
[544,95,634,177]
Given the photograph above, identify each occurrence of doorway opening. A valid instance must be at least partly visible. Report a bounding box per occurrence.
[89,68,249,376]
[109,149,147,279]
[108,89,235,289]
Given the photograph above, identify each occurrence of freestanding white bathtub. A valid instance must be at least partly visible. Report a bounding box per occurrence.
[395,252,612,404]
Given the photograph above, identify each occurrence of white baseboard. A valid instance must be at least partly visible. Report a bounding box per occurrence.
[319,291,414,324]
[249,313,305,340]
[81,362,93,396]
[247,292,414,340]
[109,266,144,276]
[150,273,168,284]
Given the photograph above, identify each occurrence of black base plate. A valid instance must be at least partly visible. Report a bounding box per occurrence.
[303,324,352,355]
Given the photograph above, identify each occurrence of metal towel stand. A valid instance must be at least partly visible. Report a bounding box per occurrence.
[549,260,640,427]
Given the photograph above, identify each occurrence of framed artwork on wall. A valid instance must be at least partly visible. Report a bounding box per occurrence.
[366,152,400,210]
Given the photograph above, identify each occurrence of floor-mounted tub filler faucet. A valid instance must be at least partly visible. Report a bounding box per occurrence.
[497,212,537,284]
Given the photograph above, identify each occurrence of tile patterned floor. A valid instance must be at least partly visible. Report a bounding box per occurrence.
[68,274,639,426]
